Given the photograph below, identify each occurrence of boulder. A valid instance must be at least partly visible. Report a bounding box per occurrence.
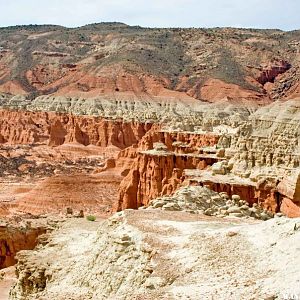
[227,206,241,214]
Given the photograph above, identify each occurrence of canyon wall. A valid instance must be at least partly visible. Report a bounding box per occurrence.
[0,110,152,148]
[116,130,221,210]
[1,99,300,218]
[117,152,219,210]
[0,224,46,269]
[114,99,300,216]
[186,174,280,212]
[0,103,299,217]
[227,99,300,216]
[138,130,220,152]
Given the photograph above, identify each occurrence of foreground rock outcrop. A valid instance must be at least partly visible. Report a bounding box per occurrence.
[9,210,300,300]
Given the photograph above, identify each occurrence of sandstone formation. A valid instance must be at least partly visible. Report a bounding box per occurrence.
[0,221,46,269]
[0,22,300,300]
[112,97,300,217]
[117,142,220,210]
[0,109,152,148]
[1,97,300,218]
[147,185,275,220]
[16,173,122,215]
[9,210,300,299]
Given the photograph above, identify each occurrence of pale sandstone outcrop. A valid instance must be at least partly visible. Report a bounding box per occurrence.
[10,215,155,300]
[227,99,300,216]
[147,185,274,220]
[9,210,300,300]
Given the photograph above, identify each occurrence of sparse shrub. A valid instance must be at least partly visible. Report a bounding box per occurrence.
[86,215,96,221]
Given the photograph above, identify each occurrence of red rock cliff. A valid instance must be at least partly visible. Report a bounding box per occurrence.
[117,151,220,210]
[0,109,152,148]
[0,225,46,269]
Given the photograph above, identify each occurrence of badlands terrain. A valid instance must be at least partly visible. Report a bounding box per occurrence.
[0,23,299,299]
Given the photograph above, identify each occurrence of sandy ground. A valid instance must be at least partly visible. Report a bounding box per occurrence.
[0,267,16,300]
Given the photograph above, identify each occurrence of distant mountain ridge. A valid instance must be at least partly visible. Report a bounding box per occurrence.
[0,23,300,105]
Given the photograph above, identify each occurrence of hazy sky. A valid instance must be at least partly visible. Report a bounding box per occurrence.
[0,0,299,30]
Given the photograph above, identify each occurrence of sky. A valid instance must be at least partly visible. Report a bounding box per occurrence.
[0,0,299,31]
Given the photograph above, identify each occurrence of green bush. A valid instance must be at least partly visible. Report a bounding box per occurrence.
[86,215,96,222]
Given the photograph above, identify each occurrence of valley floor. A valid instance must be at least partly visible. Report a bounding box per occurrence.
[0,267,16,300]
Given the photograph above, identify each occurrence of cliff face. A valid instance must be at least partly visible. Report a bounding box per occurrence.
[0,109,154,216]
[0,110,152,148]
[139,130,219,152]
[0,224,46,269]
[117,149,283,214]
[0,102,300,218]
[117,152,219,210]
[227,98,300,217]
[111,128,221,210]
[116,125,223,211]
[113,100,300,216]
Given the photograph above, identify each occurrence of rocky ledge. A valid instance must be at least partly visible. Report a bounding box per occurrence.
[8,210,300,300]
[147,186,276,221]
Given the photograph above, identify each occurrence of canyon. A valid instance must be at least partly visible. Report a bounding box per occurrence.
[0,23,299,299]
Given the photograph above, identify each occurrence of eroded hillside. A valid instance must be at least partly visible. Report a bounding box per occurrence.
[0,23,300,103]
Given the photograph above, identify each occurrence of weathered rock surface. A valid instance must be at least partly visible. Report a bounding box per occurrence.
[16,173,122,216]
[226,98,300,216]
[10,215,154,300]
[1,97,300,218]
[147,185,274,221]
[1,24,300,103]
[8,210,300,300]
[280,197,300,218]
[0,109,152,148]
[117,139,221,210]
[0,220,47,269]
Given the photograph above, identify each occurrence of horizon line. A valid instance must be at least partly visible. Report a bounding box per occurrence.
[0,21,299,32]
